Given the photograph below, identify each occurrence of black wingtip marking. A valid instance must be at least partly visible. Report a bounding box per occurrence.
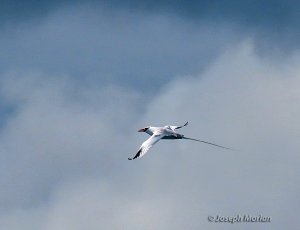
[128,148,142,161]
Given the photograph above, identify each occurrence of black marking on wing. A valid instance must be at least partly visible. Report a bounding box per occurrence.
[162,134,184,140]
[175,121,188,129]
[128,148,142,160]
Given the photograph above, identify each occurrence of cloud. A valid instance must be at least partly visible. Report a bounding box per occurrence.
[2,0,299,28]
[0,41,299,229]
[0,72,142,208]
[1,1,300,52]
[0,6,238,91]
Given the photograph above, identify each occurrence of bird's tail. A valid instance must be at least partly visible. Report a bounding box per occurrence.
[182,136,235,150]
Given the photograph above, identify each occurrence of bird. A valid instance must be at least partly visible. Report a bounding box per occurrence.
[128,122,234,160]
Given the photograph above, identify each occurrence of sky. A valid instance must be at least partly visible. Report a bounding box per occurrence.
[0,1,300,229]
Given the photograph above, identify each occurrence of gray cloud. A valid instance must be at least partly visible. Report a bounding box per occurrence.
[0,42,299,229]
[0,72,142,208]
[2,0,299,27]
[1,1,300,52]
[0,7,239,91]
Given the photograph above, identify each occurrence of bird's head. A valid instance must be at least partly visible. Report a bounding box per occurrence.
[138,126,150,132]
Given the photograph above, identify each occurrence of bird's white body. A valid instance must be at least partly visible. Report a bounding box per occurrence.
[128,122,233,160]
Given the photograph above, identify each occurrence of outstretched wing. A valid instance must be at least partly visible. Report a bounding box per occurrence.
[169,121,188,131]
[128,134,165,160]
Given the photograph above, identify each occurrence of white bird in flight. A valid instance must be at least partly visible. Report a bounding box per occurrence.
[128,122,233,160]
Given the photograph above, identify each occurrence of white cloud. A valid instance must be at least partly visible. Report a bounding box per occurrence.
[0,72,141,208]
